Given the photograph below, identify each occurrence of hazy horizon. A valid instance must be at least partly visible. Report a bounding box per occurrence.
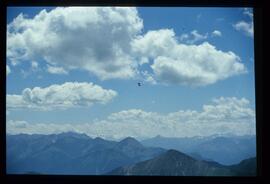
[6,130,256,142]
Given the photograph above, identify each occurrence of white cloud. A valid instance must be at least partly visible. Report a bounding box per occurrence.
[233,8,253,37]
[133,29,247,86]
[179,33,189,41]
[201,97,254,122]
[180,30,208,44]
[141,70,157,84]
[31,61,39,70]
[132,29,178,59]
[6,94,28,108]
[7,97,256,139]
[7,82,117,110]
[6,65,11,75]
[189,30,208,43]
[212,30,222,37]
[243,8,253,19]
[233,21,253,37]
[7,7,143,80]
[47,65,68,74]
[7,7,247,87]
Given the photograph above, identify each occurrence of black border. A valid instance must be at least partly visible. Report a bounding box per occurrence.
[1,0,264,184]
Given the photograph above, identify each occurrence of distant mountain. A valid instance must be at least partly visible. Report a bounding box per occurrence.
[113,137,164,160]
[75,137,165,174]
[108,149,234,176]
[7,133,256,176]
[141,135,256,165]
[7,132,165,175]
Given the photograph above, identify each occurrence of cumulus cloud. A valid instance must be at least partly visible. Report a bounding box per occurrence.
[132,29,247,86]
[7,82,117,110]
[7,7,143,80]
[7,7,247,86]
[47,65,68,74]
[233,8,253,37]
[6,65,11,75]
[233,21,253,37]
[180,30,208,44]
[7,97,255,139]
[212,30,222,37]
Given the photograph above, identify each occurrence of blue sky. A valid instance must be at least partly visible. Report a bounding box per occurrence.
[6,7,255,139]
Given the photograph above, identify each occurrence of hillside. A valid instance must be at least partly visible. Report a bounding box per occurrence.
[108,149,233,176]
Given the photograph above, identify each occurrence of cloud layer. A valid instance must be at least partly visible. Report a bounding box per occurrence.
[7,82,117,110]
[7,97,255,139]
[7,7,247,86]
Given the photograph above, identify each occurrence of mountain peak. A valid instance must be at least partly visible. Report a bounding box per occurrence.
[167,149,181,155]
[155,135,163,139]
[120,137,139,142]
[94,137,105,142]
[163,149,194,161]
[118,137,143,147]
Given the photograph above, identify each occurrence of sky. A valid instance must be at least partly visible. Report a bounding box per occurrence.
[6,7,256,140]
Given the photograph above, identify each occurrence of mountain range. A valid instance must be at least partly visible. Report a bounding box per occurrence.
[7,132,164,174]
[7,132,256,176]
[141,134,256,165]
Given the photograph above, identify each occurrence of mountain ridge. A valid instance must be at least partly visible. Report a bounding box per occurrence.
[7,132,256,176]
[108,149,256,176]
[7,132,165,175]
[141,134,256,165]
[108,149,234,176]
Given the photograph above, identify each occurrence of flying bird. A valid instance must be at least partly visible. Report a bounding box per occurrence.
[137,82,142,87]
